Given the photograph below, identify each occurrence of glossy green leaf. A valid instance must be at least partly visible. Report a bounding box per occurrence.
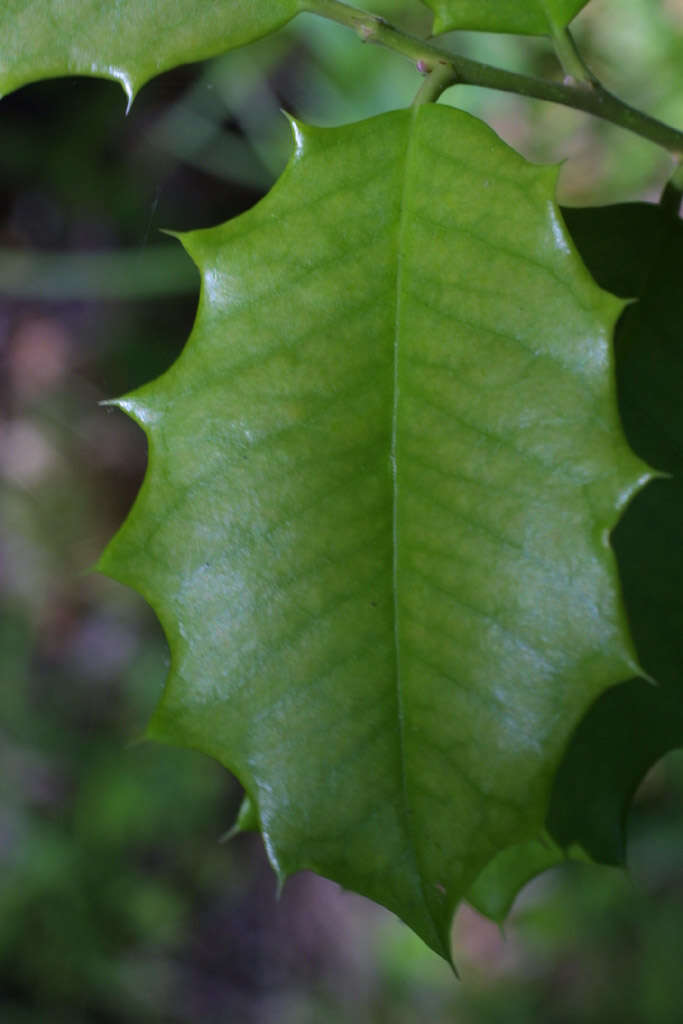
[0,0,301,103]
[424,0,589,36]
[99,104,648,960]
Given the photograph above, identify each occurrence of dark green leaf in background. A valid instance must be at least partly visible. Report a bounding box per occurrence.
[563,204,683,476]
[467,202,683,916]
[547,204,683,861]
[466,831,581,922]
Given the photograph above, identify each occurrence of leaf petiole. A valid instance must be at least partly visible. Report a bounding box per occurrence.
[548,24,596,88]
[412,60,459,106]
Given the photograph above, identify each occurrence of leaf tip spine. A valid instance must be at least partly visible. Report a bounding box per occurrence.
[114,395,160,429]
[635,663,658,687]
[99,395,149,425]
[218,823,242,844]
[272,860,288,900]
[616,467,660,517]
[92,63,136,112]
[283,111,307,157]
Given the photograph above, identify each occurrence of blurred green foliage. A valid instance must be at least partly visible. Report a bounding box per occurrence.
[1,0,683,1019]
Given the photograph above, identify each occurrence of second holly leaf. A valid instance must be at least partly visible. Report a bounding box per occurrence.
[424,0,589,36]
[0,0,302,101]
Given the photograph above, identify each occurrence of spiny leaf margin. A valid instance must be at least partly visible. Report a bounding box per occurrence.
[99,104,649,961]
[0,0,303,103]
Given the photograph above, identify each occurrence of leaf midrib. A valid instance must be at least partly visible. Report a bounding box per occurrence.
[392,106,444,947]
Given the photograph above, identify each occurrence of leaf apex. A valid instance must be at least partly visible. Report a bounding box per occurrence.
[430,918,458,972]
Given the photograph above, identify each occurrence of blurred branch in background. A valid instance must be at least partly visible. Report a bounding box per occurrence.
[0,247,197,300]
[1,1,683,1021]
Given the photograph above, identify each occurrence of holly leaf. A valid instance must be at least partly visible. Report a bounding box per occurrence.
[424,0,589,36]
[99,105,648,961]
[0,0,301,103]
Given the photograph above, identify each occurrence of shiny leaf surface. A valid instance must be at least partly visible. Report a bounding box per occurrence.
[99,105,647,959]
[0,0,301,102]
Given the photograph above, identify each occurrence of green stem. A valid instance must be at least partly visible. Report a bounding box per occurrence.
[304,0,683,155]
[412,61,460,106]
[549,24,596,87]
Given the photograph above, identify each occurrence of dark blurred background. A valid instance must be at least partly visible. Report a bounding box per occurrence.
[2,1,683,1020]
